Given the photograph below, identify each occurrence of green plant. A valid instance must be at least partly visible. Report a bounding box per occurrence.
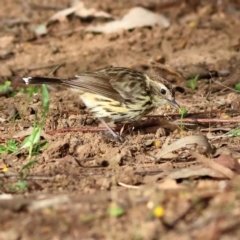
[0,80,11,91]
[235,83,240,92]
[107,203,124,217]
[179,107,188,133]
[186,75,199,90]
[8,180,29,192]
[16,180,28,190]
[229,128,240,137]
[26,86,41,99]
[0,140,19,154]
[20,160,37,179]
[0,80,15,97]
[21,84,50,158]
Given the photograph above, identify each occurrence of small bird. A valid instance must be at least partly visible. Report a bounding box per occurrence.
[23,67,179,140]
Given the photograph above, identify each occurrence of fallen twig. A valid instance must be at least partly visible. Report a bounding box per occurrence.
[118,182,139,189]
[175,118,240,124]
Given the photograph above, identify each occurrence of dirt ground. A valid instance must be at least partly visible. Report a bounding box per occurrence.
[1,0,240,239]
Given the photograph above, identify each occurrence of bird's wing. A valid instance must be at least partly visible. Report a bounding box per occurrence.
[99,67,151,100]
[61,72,125,102]
[62,67,150,102]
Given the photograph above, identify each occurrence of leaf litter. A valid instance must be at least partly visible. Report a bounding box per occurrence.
[48,0,113,23]
[1,0,240,239]
[86,7,170,33]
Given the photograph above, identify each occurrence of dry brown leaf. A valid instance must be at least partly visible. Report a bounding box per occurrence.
[48,0,113,23]
[191,152,235,179]
[86,7,170,33]
[214,154,240,171]
[49,7,76,22]
[155,135,213,161]
[167,166,228,179]
[73,1,112,19]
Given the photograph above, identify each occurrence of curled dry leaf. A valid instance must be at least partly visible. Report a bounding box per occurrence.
[49,7,76,22]
[48,0,113,23]
[167,166,228,180]
[72,1,112,19]
[155,135,213,161]
[86,7,170,33]
[145,165,231,181]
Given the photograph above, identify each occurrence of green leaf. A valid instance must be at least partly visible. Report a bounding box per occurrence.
[20,160,37,179]
[229,128,240,137]
[186,75,199,90]
[42,84,49,114]
[0,140,19,154]
[6,140,19,153]
[0,145,7,154]
[179,107,188,133]
[235,83,240,92]
[5,81,11,87]
[27,86,41,94]
[108,204,124,217]
[0,80,11,91]
[19,88,25,93]
[21,127,41,149]
[16,180,28,190]
[22,160,37,170]
[26,86,41,101]
[180,107,188,117]
[22,83,50,158]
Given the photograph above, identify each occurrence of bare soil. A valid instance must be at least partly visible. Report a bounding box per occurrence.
[1,0,240,239]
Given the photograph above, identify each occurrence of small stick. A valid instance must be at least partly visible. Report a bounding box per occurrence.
[175,118,240,124]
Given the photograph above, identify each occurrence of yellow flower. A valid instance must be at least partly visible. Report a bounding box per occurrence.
[153,205,164,218]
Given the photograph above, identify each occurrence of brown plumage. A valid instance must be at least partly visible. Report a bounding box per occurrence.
[23,67,179,140]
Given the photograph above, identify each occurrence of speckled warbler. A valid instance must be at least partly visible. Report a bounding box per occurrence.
[23,67,179,140]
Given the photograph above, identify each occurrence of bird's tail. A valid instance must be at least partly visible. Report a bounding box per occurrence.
[22,76,64,85]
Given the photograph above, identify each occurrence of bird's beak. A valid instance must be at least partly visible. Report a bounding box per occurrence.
[168,99,180,109]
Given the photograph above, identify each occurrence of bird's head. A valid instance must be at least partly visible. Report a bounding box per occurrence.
[148,74,180,109]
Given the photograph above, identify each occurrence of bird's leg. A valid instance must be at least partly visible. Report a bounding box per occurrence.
[98,118,123,142]
[119,123,135,136]
[119,124,126,137]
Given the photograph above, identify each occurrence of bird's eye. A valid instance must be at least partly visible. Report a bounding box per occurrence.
[161,89,166,95]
